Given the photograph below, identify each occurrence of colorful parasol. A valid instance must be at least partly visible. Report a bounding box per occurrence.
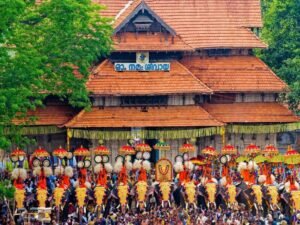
[253,155,268,164]
[179,143,196,153]
[135,142,151,152]
[119,145,136,155]
[262,145,279,156]
[10,148,26,157]
[284,146,300,165]
[33,147,49,158]
[74,146,90,157]
[154,139,170,151]
[190,157,207,165]
[221,144,237,155]
[53,146,68,158]
[267,154,284,164]
[94,145,110,155]
[236,156,250,163]
[244,144,260,156]
[201,146,218,157]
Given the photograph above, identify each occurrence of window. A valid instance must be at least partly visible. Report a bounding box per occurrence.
[210,94,235,103]
[120,96,168,106]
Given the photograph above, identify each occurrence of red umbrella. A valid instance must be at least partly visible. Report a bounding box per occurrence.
[221,144,237,155]
[179,143,196,153]
[201,146,218,157]
[33,147,49,158]
[244,144,260,156]
[135,142,151,152]
[74,146,90,156]
[284,146,299,158]
[94,145,110,155]
[53,146,68,158]
[262,144,279,156]
[11,148,26,157]
[119,145,136,155]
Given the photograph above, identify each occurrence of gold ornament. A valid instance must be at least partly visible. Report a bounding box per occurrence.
[155,159,173,182]
[54,188,65,207]
[184,182,196,204]
[76,187,87,208]
[37,189,48,207]
[159,182,171,202]
[118,185,128,206]
[251,185,263,206]
[227,185,237,205]
[267,186,278,206]
[205,183,217,204]
[94,186,106,206]
[136,181,148,202]
[291,191,300,211]
[15,189,25,209]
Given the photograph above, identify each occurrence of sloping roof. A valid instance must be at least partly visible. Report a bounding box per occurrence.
[180,56,288,93]
[86,59,212,96]
[202,103,299,123]
[65,106,223,128]
[96,0,265,49]
[113,32,193,52]
[13,105,76,126]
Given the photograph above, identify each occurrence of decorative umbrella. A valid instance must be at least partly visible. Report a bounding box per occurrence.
[154,139,170,151]
[33,147,50,158]
[244,144,260,156]
[94,145,110,155]
[190,157,207,166]
[284,146,300,165]
[268,154,284,164]
[11,148,26,157]
[179,143,196,153]
[74,146,90,157]
[221,144,237,155]
[201,146,218,157]
[236,156,250,163]
[119,145,136,155]
[262,145,279,156]
[253,155,268,164]
[53,146,68,158]
[135,142,151,152]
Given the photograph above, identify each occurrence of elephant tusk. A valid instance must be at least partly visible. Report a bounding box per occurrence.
[270,204,274,211]
[254,203,258,212]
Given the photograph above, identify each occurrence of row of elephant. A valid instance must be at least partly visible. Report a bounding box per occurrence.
[17,179,298,218]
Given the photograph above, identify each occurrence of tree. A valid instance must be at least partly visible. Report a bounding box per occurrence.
[0,0,112,149]
[258,0,300,112]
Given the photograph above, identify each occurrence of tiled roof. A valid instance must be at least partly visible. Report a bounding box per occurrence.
[13,105,76,126]
[180,56,288,93]
[96,0,266,49]
[202,103,299,123]
[113,33,193,52]
[86,60,212,96]
[65,106,223,128]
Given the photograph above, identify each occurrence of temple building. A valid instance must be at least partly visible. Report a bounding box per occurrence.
[14,0,299,162]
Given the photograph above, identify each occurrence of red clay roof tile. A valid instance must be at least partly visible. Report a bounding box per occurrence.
[180,56,288,93]
[13,105,76,126]
[87,60,212,95]
[202,103,299,123]
[96,0,265,49]
[65,106,223,128]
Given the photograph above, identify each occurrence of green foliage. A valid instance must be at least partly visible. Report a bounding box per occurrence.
[0,180,15,200]
[0,0,112,149]
[258,0,300,112]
